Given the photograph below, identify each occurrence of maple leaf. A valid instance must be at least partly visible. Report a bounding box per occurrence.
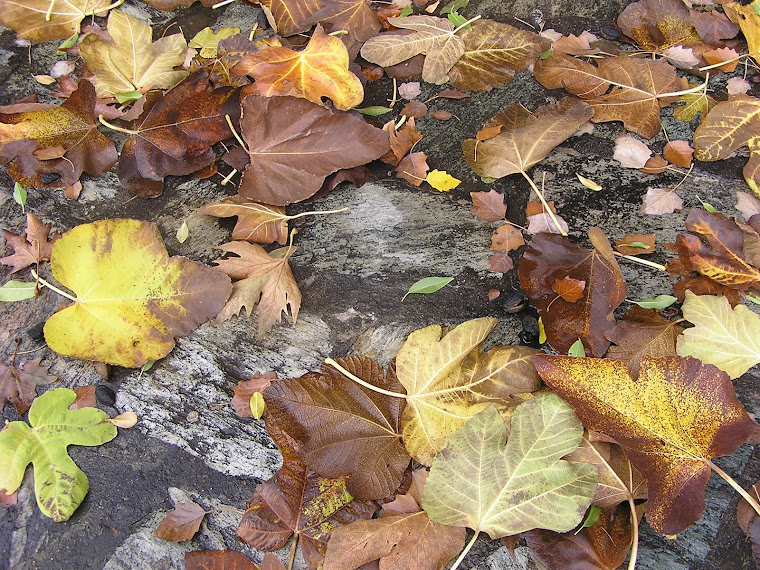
[43,219,232,368]
[693,95,760,195]
[0,358,56,414]
[199,197,288,245]
[79,10,189,99]
[115,72,241,198]
[0,388,117,521]
[422,395,597,536]
[395,317,542,465]
[231,372,277,418]
[233,31,364,111]
[360,15,466,84]
[212,240,301,339]
[448,19,550,92]
[260,0,323,36]
[534,53,678,139]
[0,0,116,42]
[471,189,506,221]
[518,228,628,357]
[534,354,759,534]
[236,95,389,206]
[0,80,117,188]
[154,500,207,542]
[237,414,379,568]
[265,356,409,500]
[1,212,61,273]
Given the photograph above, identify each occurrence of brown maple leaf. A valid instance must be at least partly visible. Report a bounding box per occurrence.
[1,212,61,273]
[0,358,56,414]
[153,500,207,542]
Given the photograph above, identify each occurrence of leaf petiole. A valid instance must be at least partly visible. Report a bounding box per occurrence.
[449,530,479,570]
[225,114,247,149]
[613,252,666,271]
[707,459,760,518]
[324,358,408,399]
[30,269,76,302]
[452,14,482,34]
[628,495,639,570]
[521,171,568,236]
[98,115,139,136]
[212,0,236,8]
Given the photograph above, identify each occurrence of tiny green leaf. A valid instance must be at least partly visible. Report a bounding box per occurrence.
[538,316,547,344]
[115,90,143,104]
[695,195,718,213]
[401,276,454,301]
[356,106,393,116]
[440,0,469,15]
[618,241,650,249]
[176,221,189,243]
[754,0,760,15]
[0,280,37,302]
[250,392,265,419]
[568,339,586,357]
[447,12,469,28]
[575,505,601,534]
[747,291,760,305]
[141,360,156,372]
[13,182,27,212]
[481,176,497,184]
[540,48,553,60]
[58,33,78,50]
[400,4,413,16]
[633,295,678,309]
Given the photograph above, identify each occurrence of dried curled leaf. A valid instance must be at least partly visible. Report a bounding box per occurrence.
[1,212,61,273]
[198,197,288,245]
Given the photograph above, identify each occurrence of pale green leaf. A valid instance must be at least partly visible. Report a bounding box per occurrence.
[402,276,453,301]
[440,0,469,15]
[115,90,143,104]
[447,12,468,28]
[422,394,597,537]
[400,5,413,16]
[568,339,586,357]
[0,280,37,302]
[0,388,117,521]
[356,106,393,116]
[176,221,189,243]
[141,360,156,372]
[633,295,677,309]
[13,182,27,211]
[575,505,601,533]
[58,33,79,50]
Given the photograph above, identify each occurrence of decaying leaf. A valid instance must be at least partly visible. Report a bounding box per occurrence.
[490,223,524,252]
[640,186,683,215]
[534,354,759,534]
[199,197,288,245]
[0,388,118,521]
[189,26,240,59]
[0,358,56,414]
[1,212,61,273]
[0,0,116,42]
[552,276,586,303]
[673,83,716,122]
[617,0,706,54]
[153,500,207,542]
[471,189,506,221]
[259,0,322,36]
[422,395,597,536]
[613,133,651,169]
[43,219,232,367]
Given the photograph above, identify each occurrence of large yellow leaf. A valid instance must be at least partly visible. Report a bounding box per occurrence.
[395,317,542,465]
[233,32,364,111]
[0,0,114,42]
[44,219,232,367]
[725,2,760,65]
[79,10,189,98]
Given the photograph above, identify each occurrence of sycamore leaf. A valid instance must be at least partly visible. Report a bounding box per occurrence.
[422,395,597,536]
[231,372,278,418]
[640,186,683,215]
[360,15,466,84]
[233,32,364,111]
[396,317,542,465]
[185,550,260,570]
[79,10,188,99]
[534,354,759,534]
[43,219,232,367]
[0,0,115,42]
[533,53,678,139]
[0,358,56,414]
[617,0,705,53]
[199,197,288,245]
[463,98,594,179]
[237,414,379,569]
[677,291,760,379]
[308,0,382,58]
[238,96,389,206]
[471,189,506,221]
[264,356,410,500]
[154,500,207,542]
[518,228,628,357]
[448,19,550,91]
[693,96,760,196]
[323,510,465,569]
[0,388,117,521]
[1,212,61,273]
[260,0,324,36]
[212,241,300,339]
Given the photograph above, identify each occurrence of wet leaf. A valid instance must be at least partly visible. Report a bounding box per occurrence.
[0,358,56,414]
[534,354,759,534]
[154,500,207,542]
[553,276,586,303]
[471,189,506,221]
[250,392,265,420]
[422,395,597,536]
[199,197,288,245]
[0,0,117,42]
[0,388,117,521]
[402,276,453,301]
[1,212,61,273]
[44,219,232,367]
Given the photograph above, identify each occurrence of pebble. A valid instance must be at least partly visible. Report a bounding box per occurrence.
[95,385,116,407]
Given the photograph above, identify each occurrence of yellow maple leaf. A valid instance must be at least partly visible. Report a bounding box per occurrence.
[426,169,461,192]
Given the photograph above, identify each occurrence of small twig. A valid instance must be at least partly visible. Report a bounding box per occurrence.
[30,269,76,301]
[220,168,238,186]
[521,171,567,236]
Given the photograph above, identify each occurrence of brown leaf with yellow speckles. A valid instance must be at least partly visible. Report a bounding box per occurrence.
[534,354,758,535]
[617,0,707,54]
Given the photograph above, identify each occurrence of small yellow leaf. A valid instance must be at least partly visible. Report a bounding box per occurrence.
[576,173,602,191]
[189,26,241,59]
[176,221,189,243]
[426,169,461,192]
[33,75,56,85]
[250,391,265,419]
[110,411,138,428]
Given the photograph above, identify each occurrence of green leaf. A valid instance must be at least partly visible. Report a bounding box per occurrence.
[355,106,393,116]
[633,295,677,309]
[422,394,597,536]
[400,4,413,16]
[696,195,718,213]
[440,0,469,15]
[538,316,547,344]
[575,505,601,534]
[568,339,586,357]
[747,291,760,305]
[540,48,553,60]
[176,221,189,243]
[58,33,78,50]
[0,388,118,521]
[481,176,497,184]
[447,12,468,28]
[618,241,650,249]
[0,280,37,302]
[115,90,143,104]
[141,360,156,372]
[401,276,454,301]
[13,182,27,212]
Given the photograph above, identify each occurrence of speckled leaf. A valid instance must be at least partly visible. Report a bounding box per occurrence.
[0,0,115,42]
[0,388,117,521]
[0,358,55,414]
[534,354,758,534]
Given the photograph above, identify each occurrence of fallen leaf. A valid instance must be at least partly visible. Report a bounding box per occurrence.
[1,212,61,273]
[199,197,289,245]
[0,387,117,521]
[0,0,118,42]
[615,233,655,256]
[382,117,423,165]
[231,372,278,418]
[518,229,628,357]
[702,46,740,72]
[552,276,586,303]
[663,140,694,168]
[490,223,524,252]
[396,317,542,464]
[690,8,739,46]
[154,500,207,542]
[360,15,465,84]
[79,10,188,98]
[237,95,390,206]
[109,411,138,428]
[639,187,683,215]
[212,241,300,339]
[552,31,603,55]
[430,110,453,120]
[673,87,716,122]
[577,173,602,191]
[309,0,382,58]
[725,2,760,65]
[185,550,259,570]
[189,26,240,59]
[737,190,760,221]
[662,45,700,69]
[398,81,421,99]
[613,133,651,169]
[422,395,597,536]
[533,354,759,534]
[527,211,570,235]
[0,280,37,302]
[43,219,232,367]
[471,189,506,221]
[395,151,429,185]
[259,0,323,36]
[400,100,427,118]
[617,0,706,54]
[70,385,97,409]
[489,253,513,273]
[0,358,56,414]
[402,276,454,300]
[426,169,460,191]
[728,77,752,96]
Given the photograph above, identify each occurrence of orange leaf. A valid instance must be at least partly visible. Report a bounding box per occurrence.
[663,140,693,168]
[153,500,206,542]
[552,276,586,303]
[198,197,289,245]
[490,223,524,251]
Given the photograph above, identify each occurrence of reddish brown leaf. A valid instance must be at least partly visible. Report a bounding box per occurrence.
[238,96,389,205]
[153,500,207,542]
[1,212,61,273]
[0,489,18,505]
[400,100,427,118]
[471,189,506,222]
[519,229,628,357]
[264,356,410,500]
[430,110,453,120]
[489,253,513,273]
[491,223,524,252]
[199,197,289,245]
[184,549,259,570]
[640,156,668,174]
[689,9,739,46]
[663,140,693,168]
[231,372,278,418]
[615,233,656,256]
[552,277,586,303]
[395,151,429,186]
[70,385,97,410]
[382,117,423,166]
[0,358,56,414]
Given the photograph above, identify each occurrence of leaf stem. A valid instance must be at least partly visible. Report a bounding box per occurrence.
[225,114,247,149]
[707,459,760,518]
[288,207,349,220]
[287,533,298,570]
[212,0,236,8]
[520,170,567,236]
[220,168,238,185]
[699,53,746,72]
[627,495,639,570]
[324,358,408,399]
[98,115,139,135]
[612,252,666,271]
[45,0,55,21]
[453,15,482,34]
[450,531,479,570]
[87,0,125,15]
[30,269,76,302]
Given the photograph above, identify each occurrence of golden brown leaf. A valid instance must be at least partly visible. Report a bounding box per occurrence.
[0,212,61,273]
[153,500,206,542]
[198,197,288,245]
[0,0,116,42]
[490,223,524,252]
